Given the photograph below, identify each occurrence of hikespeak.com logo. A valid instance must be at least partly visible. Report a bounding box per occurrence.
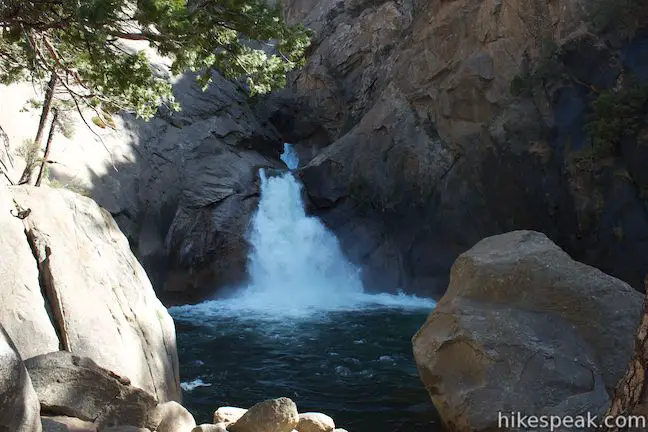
[498,411,647,430]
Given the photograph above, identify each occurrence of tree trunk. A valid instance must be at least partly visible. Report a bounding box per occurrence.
[602,277,648,432]
[34,109,58,187]
[19,72,57,185]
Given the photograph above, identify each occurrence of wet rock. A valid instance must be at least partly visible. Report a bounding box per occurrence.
[297,413,335,432]
[228,398,299,432]
[25,351,158,429]
[0,325,41,432]
[155,401,196,432]
[413,231,642,432]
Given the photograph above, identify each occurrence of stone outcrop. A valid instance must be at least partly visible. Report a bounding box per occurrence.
[257,0,648,297]
[412,230,643,431]
[0,325,41,432]
[0,185,180,402]
[25,352,159,429]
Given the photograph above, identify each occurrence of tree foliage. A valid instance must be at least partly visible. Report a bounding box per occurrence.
[0,0,311,120]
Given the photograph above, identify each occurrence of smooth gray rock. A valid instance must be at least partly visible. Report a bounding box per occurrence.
[0,325,41,432]
[25,351,158,429]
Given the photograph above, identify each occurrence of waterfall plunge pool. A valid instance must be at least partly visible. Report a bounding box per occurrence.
[169,144,441,431]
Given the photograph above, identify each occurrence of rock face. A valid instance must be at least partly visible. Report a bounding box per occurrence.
[0,325,41,432]
[0,187,60,359]
[1,185,180,402]
[259,0,648,296]
[25,352,158,429]
[0,70,285,303]
[412,231,643,431]
[228,398,299,432]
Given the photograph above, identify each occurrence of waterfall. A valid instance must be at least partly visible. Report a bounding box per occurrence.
[170,144,435,318]
[241,168,365,311]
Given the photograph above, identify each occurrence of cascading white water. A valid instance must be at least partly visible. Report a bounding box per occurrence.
[240,168,365,311]
[171,144,434,318]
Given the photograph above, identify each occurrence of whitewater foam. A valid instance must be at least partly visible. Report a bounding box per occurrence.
[181,378,212,391]
[169,144,435,320]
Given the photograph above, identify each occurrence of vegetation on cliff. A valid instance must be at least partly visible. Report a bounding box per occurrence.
[0,0,311,184]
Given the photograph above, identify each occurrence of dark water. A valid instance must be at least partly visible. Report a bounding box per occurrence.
[170,304,441,432]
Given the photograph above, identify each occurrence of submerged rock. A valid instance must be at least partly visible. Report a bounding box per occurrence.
[0,325,41,432]
[228,398,299,432]
[297,413,335,432]
[413,230,642,431]
[25,351,158,429]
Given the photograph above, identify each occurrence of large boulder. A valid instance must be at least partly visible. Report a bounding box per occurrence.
[412,230,643,432]
[2,185,180,402]
[25,351,158,429]
[0,325,41,432]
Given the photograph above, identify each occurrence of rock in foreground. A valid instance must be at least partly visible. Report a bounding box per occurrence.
[25,351,158,429]
[155,401,196,432]
[297,413,335,432]
[413,230,643,431]
[213,407,247,425]
[228,398,299,432]
[0,325,41,432]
